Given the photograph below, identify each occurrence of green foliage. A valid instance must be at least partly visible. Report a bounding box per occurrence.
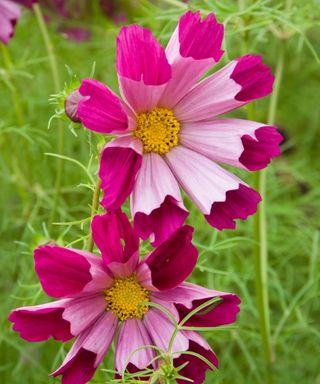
[0,0,319,383]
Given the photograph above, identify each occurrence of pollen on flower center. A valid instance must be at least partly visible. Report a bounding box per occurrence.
[104,275,150,321]
[133,107,180,155]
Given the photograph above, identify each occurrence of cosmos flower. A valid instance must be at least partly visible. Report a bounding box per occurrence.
[0,0,21,44]
[75,10,283,246]
[9,211,240,384]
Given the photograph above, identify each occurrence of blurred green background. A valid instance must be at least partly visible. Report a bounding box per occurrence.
[0,0,319,383]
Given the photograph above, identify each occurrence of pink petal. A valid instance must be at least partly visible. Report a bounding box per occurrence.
[116,25,171,112]
[65,90,83,123]
[0,1,21,44]
[92,211,139,266]
[158,282,240,328]
[34,245,93,298]
[115,318,155,373]
[175,331,218,384]
[107,252,139,278]
[52,311,118,383]
[174,55,274,121]
[180,119,283,171]
[160,10,224,107]
[144,308,189,355]
[77,79,130,134]
[62,294,107,336]
[166,146,261,230]
[99,136,143,211]
[131,153,188,246]
[144,226,198,290]
[8,300,72,342]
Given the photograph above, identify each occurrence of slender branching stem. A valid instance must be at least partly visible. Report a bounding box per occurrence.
[251,46,284,384]
[33,3,64,228]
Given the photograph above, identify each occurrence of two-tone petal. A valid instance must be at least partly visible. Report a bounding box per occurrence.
[161,10,224,107]
[180,119,283,171]
[166,146,261,230]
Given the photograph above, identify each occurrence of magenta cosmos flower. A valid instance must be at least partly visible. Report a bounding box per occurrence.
[76,10,283,246]
[9,211,240,384]
[0,0,21,44]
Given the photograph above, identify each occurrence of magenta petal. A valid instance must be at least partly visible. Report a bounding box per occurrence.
[178,11,223,61]
[240,126,283,170]
[205,184,261,230]
[231,55,275,101]
[115,319,155,373]
[116,25,171,85]
[92,211,139,266]
[99,137,142,212]
[34,245,93,298]
[52,311,118,384]
[13,0,36,9]
[8,301,72,342]
[134,195,189,247]
[0,0,21,45]
[77,79,129,134]
[144,226,198,290]
[176,332,218,384]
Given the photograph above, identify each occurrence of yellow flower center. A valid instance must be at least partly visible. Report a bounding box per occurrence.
[104,275,150,321]
[133,107,180,155]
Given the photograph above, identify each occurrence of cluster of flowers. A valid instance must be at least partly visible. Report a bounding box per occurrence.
[8,9,282,384]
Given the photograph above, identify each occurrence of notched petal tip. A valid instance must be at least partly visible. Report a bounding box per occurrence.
[116,24,171,85]
[179,10,224,62]
[240,125,284,171]
[231,55,275,102]
[205,184,261,230]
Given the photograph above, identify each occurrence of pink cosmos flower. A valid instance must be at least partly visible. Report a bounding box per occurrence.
[76,10,283,246]
[0,0,21,44]
[9,211,240,384]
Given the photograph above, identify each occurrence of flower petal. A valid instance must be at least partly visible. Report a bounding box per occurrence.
[63,293,107,336]
[144,226,198,291]
[0,1,21,45]
[144,308,189,355]
[166,146,261,230]
[158,282,240,328]
[92,211,139,266]
[160,10,224,107]
[131,153,188,246]
[175,331,218,384]
[115,318,155,373]
[180,119,283,171]
[116,25,171,112]
[77,79,131,134]
[52,311,118,384]
[34,245,93,298]
[174,55,274,121]
[8,300,72,342]
[99,136,143,211]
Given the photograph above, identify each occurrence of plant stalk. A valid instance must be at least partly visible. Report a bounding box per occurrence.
[86,178,102,252]
[251,47,284,384]
[33,3,64,227]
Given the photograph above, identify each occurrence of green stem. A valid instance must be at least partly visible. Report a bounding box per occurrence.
[251,47,284,384]
[1,44,24,126]
[86,178,102,252]
[33,3,64,228]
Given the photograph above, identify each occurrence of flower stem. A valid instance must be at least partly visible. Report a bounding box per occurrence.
[86,177,102,252]
[33,3,64,228]
[1,44,24,126]
[251,47,284,384]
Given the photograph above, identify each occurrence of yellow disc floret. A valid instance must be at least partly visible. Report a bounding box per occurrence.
[104,275,150,321]
[133,107,180,155]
